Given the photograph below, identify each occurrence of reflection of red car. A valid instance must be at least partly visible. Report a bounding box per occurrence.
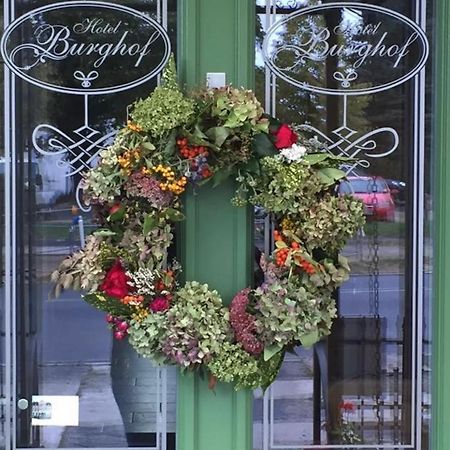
[340,176,396,221]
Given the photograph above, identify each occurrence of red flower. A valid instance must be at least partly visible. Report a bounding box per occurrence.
[230,288,264,356]
[273,124,298,149]
[100,260,130,299]
[150,296,170,312]
[109,204,122,215]
[339,401,355,412]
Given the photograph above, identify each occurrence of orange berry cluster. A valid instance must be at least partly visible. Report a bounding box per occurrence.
[127,120,143,132]
[298,257,316,275]
[274,230,289,266]
[118,148,141,175]
[273,230,315,273]
[154,164,187,195]
[276,247,290,266]
[177,137,213,180]
[177,138,209,159]
[121,294,145,306]
[273,229,283,242]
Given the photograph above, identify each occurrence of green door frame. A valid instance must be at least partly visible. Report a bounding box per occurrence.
[176,0,448,449]
[432,1,450,449]
[176,1,255,450]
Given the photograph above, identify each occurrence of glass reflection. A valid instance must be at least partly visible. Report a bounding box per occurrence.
[6,0,178,448]
[254,0,433,448]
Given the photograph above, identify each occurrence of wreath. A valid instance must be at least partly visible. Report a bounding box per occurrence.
[52,57,365,390]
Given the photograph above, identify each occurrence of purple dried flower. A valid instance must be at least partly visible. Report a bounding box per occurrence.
[230,288,264,356]
[125,171,173,208]
[162,332,203,367]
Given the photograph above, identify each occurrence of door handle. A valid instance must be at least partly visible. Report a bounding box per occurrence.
[17,398,29,410]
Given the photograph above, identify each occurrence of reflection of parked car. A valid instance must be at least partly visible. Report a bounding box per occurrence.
[385,179,406,206]
[340,176,395,221]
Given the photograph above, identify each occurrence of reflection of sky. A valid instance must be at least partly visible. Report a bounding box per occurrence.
[342,7,364,35]
[256,5,364,67]
[255,0,309,67]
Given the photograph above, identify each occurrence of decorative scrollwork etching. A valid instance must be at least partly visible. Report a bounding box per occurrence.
[74,71,99,88]
[32,121,116,210]
[333,70,358,88]
[301,95,399,175]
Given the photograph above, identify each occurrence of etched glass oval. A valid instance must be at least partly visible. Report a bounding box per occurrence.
[262,2,429,96]
[1,1,171,95]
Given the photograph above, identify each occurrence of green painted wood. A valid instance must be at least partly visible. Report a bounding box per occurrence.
[177,0,255,88]
[433,1,450,449]
[176,1,255,449]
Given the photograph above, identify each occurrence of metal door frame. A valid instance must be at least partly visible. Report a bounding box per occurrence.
[2,1,172,449]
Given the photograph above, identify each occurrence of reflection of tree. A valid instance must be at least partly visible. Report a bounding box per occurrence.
[15,0,177,139]
[256,5,370,135]
[10,0,177,211]
[257,3,431,445]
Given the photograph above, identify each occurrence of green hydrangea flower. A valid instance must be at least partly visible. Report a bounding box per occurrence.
[207,342,284,390]
[130,56,195,137]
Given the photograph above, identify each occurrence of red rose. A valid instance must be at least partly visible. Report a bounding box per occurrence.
[100,260,130,299]
[273,124,298,149]
[150,296,170,312]
[109,204,121,215]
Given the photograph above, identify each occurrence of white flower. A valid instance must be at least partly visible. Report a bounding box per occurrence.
[280,143,307,162]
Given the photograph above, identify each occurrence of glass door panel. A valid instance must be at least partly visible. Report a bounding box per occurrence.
[2,0,178,448]
[254,0,434,449]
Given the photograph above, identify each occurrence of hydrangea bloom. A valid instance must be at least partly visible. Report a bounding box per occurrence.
[230,288,264,356]
[125,172,173,208]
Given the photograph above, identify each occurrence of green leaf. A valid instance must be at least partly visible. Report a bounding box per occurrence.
[303,153,330,165]
[263,344,283,361]
[163,129,177,156]
[252,132,277,157]
[304,153,355,165]
[241,157,261,175]
[261,350,285,392]
[82,293,131,317]
[205,127,231,148]
[165,208,185,222]
[267,115,282,133]
[212,167,233,187]
[299,329,319,348]
[317,167,346,186]
[143,214,157,234]
[93,229,117,237]
[321,167,346,180]
[338,254,351,271]
[141,141,155,151]
[193,124,209,141]
[108,206,126,222]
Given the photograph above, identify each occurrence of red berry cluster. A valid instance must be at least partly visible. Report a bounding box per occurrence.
[176,137,213,180]
[106,314,129,340]
[298,257,316,275]
[275,248,290,267]
[274,230,292,267]
[177,137,208,159]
